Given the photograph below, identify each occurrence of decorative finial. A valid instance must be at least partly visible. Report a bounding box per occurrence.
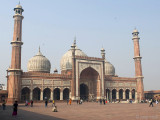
[74,36,76,45]
[19,1,20,5]
[39,46,40,52]
[101,45,105,51]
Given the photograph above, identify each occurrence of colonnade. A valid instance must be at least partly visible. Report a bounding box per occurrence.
[21,87,71,101]
[106,89,136,102]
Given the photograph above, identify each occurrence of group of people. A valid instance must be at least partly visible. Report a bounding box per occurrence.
[76,99,83,104]
[0,100,18,116]
[0,97,158,117]
[67,99,72,105]
[99,99,106,105]
[149,99,159,107]
[25,100,33,107]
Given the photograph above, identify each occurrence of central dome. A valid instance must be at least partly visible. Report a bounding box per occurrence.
[60,45,87,71]
[27,49,51,73]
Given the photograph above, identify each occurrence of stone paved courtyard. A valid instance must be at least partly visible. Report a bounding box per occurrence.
[0,102,160,120]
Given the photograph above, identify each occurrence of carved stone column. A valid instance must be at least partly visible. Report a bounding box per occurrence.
[30,90,33,100]
[116,91,119,100]
[60,89,63,100]
[107,92,109,101]
[129,91,132,99]
[123,91,126,100]
[110,90,112,102]
[135,92,138,103]
[96,79,100,99]
[40,90,43,100]
[51,90,53,100]
[69,91,71,99]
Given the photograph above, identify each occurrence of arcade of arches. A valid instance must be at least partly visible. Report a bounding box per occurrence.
[106,89,136,101]
[21,87,70,101]
[21,87,136,101]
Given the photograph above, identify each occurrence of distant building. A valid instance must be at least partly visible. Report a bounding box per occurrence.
[144,90,160,100]
[0,84,7,90]
[6,4,144,103]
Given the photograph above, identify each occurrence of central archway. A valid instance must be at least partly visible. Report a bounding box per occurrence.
[80,84,89,100]
[80,67,100,100]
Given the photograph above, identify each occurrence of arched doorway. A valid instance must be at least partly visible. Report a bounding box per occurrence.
[1,95,5,102]
[126,89,130,99]
[21,87,30,101]
[132,89,135,100]
[43,88,51,100]
[54,88,60,100]
[112,89,116,100]
[63,88,69,100]
[106,89,110,101]
[80,84,89,100]
[119,89,123,100]
[33,87,40,100]
[80,67,99,100]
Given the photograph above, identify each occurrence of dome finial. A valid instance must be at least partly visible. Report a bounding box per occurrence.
[39,46,41,52]
[74,36,76,45]
[19,1,20,5]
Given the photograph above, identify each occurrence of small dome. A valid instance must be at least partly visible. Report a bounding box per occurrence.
[101,47,105,51]
[60,45,87,71]
[105,60,115,76]
[54,68,58,73]
[15,4,22,9]
[27,50,51,73]
[133,29,138,33]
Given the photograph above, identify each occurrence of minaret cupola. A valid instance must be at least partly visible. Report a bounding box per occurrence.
[14,3,24,16]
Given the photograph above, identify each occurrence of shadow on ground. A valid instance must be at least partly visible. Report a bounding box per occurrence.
[0,105,65,120]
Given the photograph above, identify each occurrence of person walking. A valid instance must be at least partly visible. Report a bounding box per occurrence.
[66,99,69,105]
[100,99,102,104]
[149,99,153,107]
[69,99,72,105]
[30,100,33,107]
[77,100,79,105]
[25,100,28,106]
[45,99,48,107]
[52,99,55,107]
[103,99,106,105]
[12,101,18,116]
[2,100,6,110]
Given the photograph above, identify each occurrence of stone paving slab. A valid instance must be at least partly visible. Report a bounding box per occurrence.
[0,102,160,120]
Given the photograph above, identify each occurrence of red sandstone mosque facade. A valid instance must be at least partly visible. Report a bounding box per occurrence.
[7,4,144,103]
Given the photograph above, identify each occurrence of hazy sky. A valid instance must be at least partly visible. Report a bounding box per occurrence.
[0,0,160,91]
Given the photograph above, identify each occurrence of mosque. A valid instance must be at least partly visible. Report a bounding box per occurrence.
[6,4,144,103]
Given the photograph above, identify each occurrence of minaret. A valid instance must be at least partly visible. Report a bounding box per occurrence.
[101,47,105,59]
[7,4,24,103]
[101,47,105,99]
[132,29,144,101]
[71,38,76,100]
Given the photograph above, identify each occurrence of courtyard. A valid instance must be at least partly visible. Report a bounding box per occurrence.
[0,102,160,120]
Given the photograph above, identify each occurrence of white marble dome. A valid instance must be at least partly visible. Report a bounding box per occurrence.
[27,50,51,73]
[105,60,115,76]
[60,45,87,71]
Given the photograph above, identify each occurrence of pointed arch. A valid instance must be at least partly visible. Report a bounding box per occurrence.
[54,88,60,100]
[63,88,69,100]
[33,87,41,100]
[21,87,30,101]
[43,88,51,100]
